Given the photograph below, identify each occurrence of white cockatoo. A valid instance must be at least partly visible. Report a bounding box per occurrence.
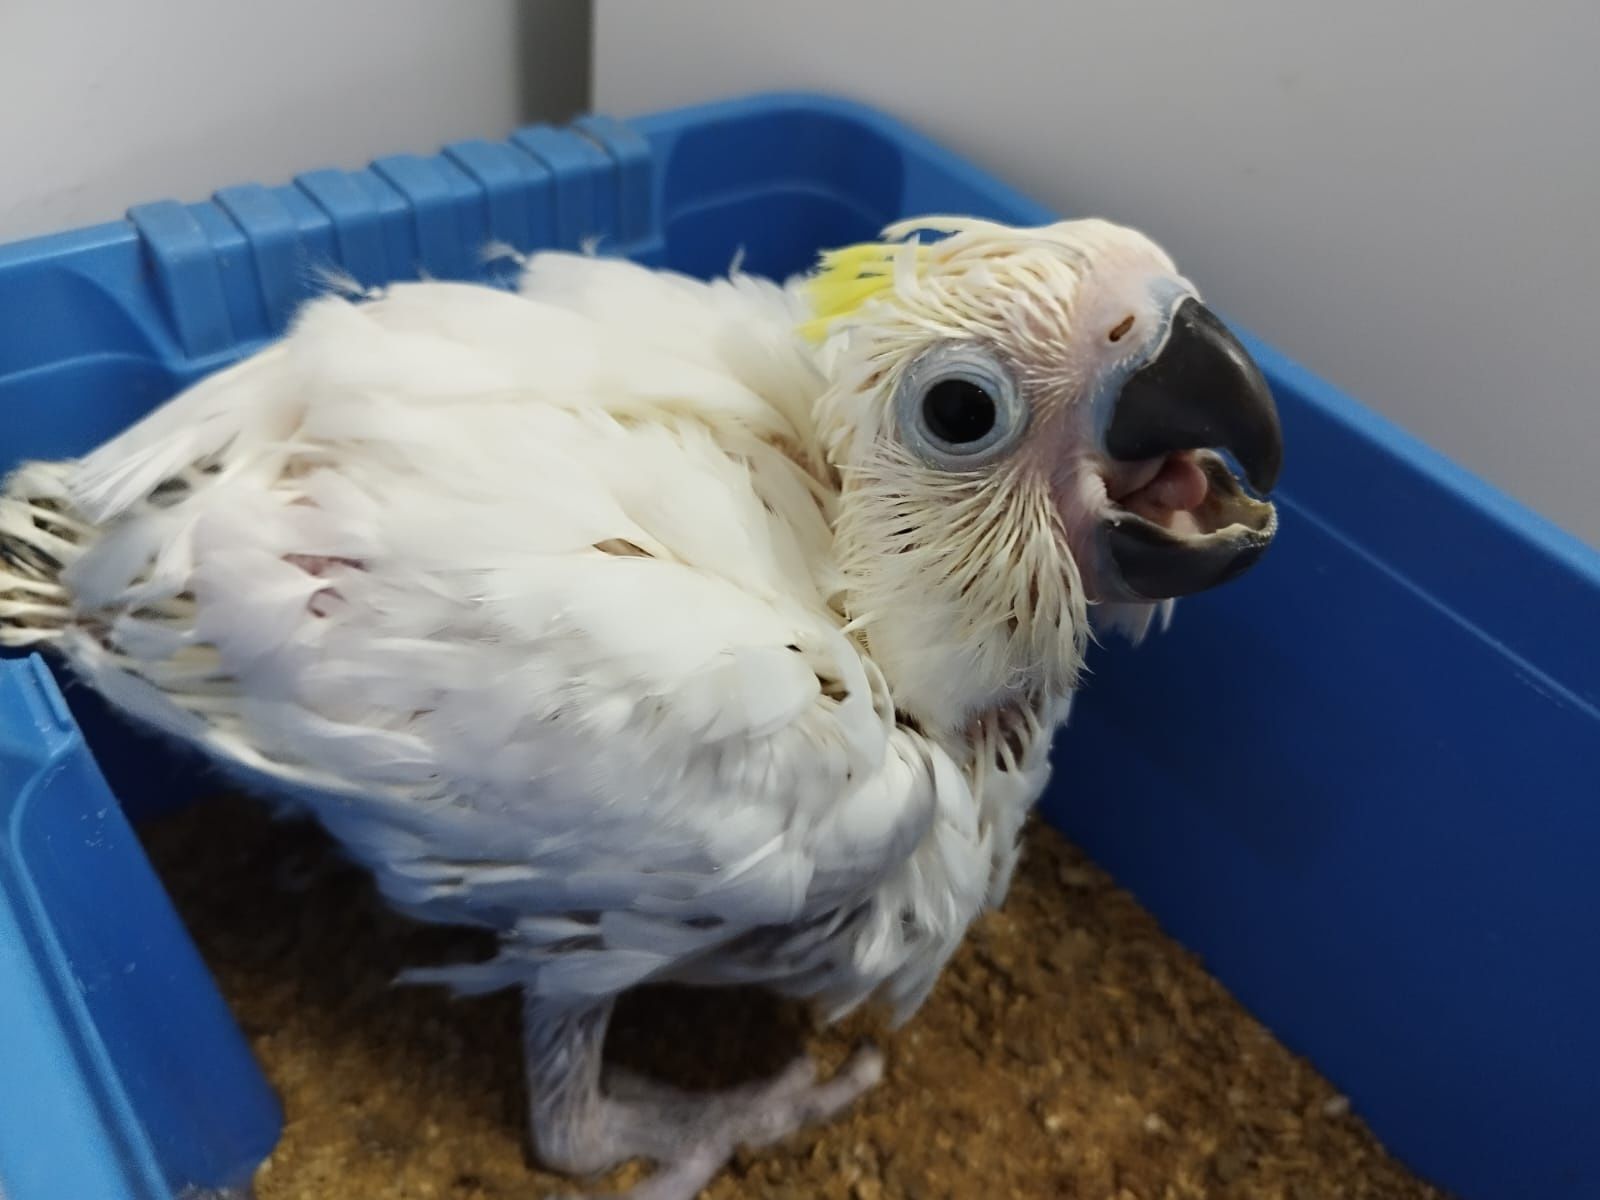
[0,216,1280,1200]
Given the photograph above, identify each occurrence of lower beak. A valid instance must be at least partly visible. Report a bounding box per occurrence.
[1093,298,1283,602]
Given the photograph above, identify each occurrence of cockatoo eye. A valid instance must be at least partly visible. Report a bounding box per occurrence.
[894,343,1027,468]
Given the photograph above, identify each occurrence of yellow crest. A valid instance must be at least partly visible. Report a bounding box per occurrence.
[798,240,928,344]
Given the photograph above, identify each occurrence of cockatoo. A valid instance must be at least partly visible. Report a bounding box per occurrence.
[0,216,1280,1200]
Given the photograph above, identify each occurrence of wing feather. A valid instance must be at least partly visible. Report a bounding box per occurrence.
[50,259,953,1008]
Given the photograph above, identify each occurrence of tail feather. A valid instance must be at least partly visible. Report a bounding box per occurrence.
[0,461,88,647]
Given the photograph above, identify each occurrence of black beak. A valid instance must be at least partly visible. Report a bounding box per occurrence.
[1106,298,1282,492]
[1096,298,1283,603]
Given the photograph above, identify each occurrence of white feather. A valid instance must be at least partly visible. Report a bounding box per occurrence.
[5,247,1098,1024]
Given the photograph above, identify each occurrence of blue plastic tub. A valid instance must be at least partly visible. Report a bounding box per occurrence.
[0,92,1595,1200]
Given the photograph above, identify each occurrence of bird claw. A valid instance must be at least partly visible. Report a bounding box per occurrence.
[546,1045,884,1200]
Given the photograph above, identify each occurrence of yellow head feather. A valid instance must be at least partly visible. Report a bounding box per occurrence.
[798,240,929,344]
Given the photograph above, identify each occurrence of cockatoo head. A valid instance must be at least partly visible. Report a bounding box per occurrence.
[803,216,1281,732]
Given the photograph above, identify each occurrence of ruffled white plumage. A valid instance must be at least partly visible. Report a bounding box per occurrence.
[19,254,1043,1022]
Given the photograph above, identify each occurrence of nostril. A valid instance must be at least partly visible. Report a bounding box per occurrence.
[1107,315,1135,343]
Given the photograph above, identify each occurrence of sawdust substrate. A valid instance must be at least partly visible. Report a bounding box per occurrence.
[140,796,1447,1200]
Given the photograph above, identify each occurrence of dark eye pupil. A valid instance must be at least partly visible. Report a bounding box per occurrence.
[922,379,997,445]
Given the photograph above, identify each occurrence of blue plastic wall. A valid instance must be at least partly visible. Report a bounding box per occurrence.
[0,92,1595,1199]
[0,657,278,1198]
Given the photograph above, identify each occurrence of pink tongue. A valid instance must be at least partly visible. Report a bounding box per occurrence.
[1130,454,1209,516]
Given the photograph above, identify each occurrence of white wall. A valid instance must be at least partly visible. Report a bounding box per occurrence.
[0,0,527,244]
[596,1,1600,548]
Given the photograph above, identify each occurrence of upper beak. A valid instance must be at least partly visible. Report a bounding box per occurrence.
[1094,297,1283,602]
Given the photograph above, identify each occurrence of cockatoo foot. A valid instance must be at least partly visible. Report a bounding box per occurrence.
[549,1045,883,1200]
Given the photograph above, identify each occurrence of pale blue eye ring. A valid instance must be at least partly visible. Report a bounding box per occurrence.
[893,343,1028,469]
